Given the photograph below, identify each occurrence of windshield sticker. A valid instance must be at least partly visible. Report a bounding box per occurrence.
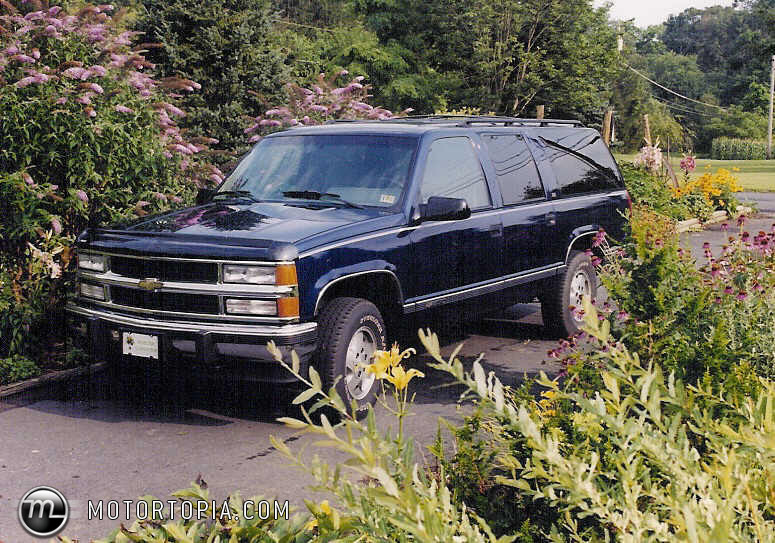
[380,194,396,204]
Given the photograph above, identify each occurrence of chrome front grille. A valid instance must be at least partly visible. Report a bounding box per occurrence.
[110,286,220,315]
[75,251,299,323]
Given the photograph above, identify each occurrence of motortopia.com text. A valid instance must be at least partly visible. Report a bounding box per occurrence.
[86,499,290,522]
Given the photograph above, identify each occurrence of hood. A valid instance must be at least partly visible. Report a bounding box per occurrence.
[80,201,385,261]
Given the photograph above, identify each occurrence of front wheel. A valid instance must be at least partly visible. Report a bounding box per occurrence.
[541,250,597,337]
[316,297,386,417]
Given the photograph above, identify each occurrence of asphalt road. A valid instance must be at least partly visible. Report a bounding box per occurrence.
[1,192,773,543]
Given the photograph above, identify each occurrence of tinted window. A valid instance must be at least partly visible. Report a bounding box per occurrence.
[543,139,622,196]
[220,135,417,207]
[547,131,622,177]
[481,134,544,204]
[420,137,491,209]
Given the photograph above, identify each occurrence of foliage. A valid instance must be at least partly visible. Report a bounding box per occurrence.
[711,137,770,160]
[0,1,212,361]
[620,164,689,221]
[562,209,775,390]
[672,168,743,214]
[134,0,290,157]
[426,304,775,541]
[0,354,40,385]
[242,71,409,145]
[354,0,620,118]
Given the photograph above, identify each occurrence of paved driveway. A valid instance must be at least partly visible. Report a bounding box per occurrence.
[1,193,772,542]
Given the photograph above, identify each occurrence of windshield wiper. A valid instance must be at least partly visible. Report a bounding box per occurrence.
[282,190,363,209]
[212,190,261,203]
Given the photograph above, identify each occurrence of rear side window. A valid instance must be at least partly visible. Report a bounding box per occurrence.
[481,134,545,204]
[542,135,623,196]
[420,137,491,210]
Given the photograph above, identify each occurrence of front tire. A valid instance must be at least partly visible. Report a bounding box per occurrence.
[541,250,597,337]
[316,297,386,417]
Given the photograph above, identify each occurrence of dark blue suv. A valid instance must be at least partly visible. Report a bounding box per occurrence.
[68,116,629,412]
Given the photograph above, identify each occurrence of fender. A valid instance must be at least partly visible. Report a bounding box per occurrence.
[313,265,403,316]
[565,226,601,263]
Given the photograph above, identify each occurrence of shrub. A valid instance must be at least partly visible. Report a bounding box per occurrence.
[620,163,689,220]
[0,1,214,361]
[672,167,743,214]
[426,307,775,541]
[0,354,40,385]
[243,71,411,144]
[134,0,290,158]
[711,137,768,160]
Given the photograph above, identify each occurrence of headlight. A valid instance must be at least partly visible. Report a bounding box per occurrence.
[222,265,275,284]
[225,298,277,315]
[79,282,106,300]
[78,252,107,272]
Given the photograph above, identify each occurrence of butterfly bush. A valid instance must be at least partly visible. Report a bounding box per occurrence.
[243,70,413,143]
[0,0,217,362]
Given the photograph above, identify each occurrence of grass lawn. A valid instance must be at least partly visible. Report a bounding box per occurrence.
[614,153,775,192]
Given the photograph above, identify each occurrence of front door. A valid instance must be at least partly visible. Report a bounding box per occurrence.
[409,136,503,308]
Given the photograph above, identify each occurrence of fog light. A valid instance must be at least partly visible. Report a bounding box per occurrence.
[224,298,276,315]
[79,282,105,301]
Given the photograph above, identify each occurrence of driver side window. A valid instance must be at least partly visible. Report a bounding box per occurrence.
[420,137,491,210]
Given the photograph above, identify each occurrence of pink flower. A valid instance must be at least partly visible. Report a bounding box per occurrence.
[114,105,133,114]
[75,189,88,203]
[55,97,67,105]
[248,134,262,143]
[163,103,186,117]
[11,54,36,64]
[736,291,748,301]
[15,76,37,88]
[152,192,167,202]
[62,67,88,80]
[22,172,34,185]
[50,217,62,234]
[592,229,606,248]
[737,214,747,227]
[171,195,183,204]
[86,83,104,94]
[680,154,696,173]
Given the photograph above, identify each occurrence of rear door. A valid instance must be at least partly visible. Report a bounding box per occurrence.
[408,136,503,307]
[533,130,626,264]
[479,133,557,276]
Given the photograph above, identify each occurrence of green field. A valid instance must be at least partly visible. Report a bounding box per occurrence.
[614,154,775,192]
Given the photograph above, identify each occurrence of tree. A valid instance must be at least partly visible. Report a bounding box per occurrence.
[134,0,290,157]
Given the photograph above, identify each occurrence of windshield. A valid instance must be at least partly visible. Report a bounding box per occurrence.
[219,134,419,208]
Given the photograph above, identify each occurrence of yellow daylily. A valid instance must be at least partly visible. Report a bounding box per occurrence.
[364,343,416,379]
[385,364,424,391]
[305,500,333,531]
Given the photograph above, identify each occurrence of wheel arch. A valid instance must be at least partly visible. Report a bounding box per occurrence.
[564,227,602,263]
[314,270,404,321]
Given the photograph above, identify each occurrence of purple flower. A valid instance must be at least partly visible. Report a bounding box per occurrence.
[737,214,747,227]
[114,105,133,114]
[22,172,34,185]
[62,67,88,80]
[50,217,62,234]
[309,105,328,113]
[171,195,183,204]
[11,54,36,64]
[736,291,748,301]
[15,76,37,88]
[724,285,734,295]
[592,229,606,248]
[86,83,104,94]
[721,222,729,232]
[55,97,67,105]
[152,192,167,202]
[75,190,88,203]
[616,310,629,321]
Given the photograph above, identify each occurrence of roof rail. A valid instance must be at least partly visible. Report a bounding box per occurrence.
[326,115,584,127]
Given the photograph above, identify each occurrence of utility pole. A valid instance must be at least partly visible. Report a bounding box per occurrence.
[536,105,545,120]
[768,54,774,160]
[602,109,613,146]
[643,114,651,146]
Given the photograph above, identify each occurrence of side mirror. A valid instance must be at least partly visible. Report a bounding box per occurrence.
[195,188,216,205]
[421,197,471,222]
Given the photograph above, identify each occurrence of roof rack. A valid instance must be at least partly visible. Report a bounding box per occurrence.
[326,115,584,127]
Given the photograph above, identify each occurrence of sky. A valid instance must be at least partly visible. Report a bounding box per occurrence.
[593,0,736,27]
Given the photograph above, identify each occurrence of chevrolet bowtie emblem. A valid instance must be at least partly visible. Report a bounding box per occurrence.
[138,278,163,291]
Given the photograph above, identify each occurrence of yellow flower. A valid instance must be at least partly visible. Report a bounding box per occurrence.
[305,500,333,531]
[385,365,424,391]
[365,343,416,379]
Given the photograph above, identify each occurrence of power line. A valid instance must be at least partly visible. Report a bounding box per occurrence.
[649,94,716,117]
[627,65,727,112]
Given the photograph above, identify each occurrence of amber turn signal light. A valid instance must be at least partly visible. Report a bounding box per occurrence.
[275,264,298,286]
[277,296,300,318]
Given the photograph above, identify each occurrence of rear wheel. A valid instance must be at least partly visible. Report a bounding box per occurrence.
[541,250,597,337]
[316,297,386,417]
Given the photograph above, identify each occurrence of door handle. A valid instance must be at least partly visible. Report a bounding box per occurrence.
[545,212,557,226]
[488,223,503,237]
